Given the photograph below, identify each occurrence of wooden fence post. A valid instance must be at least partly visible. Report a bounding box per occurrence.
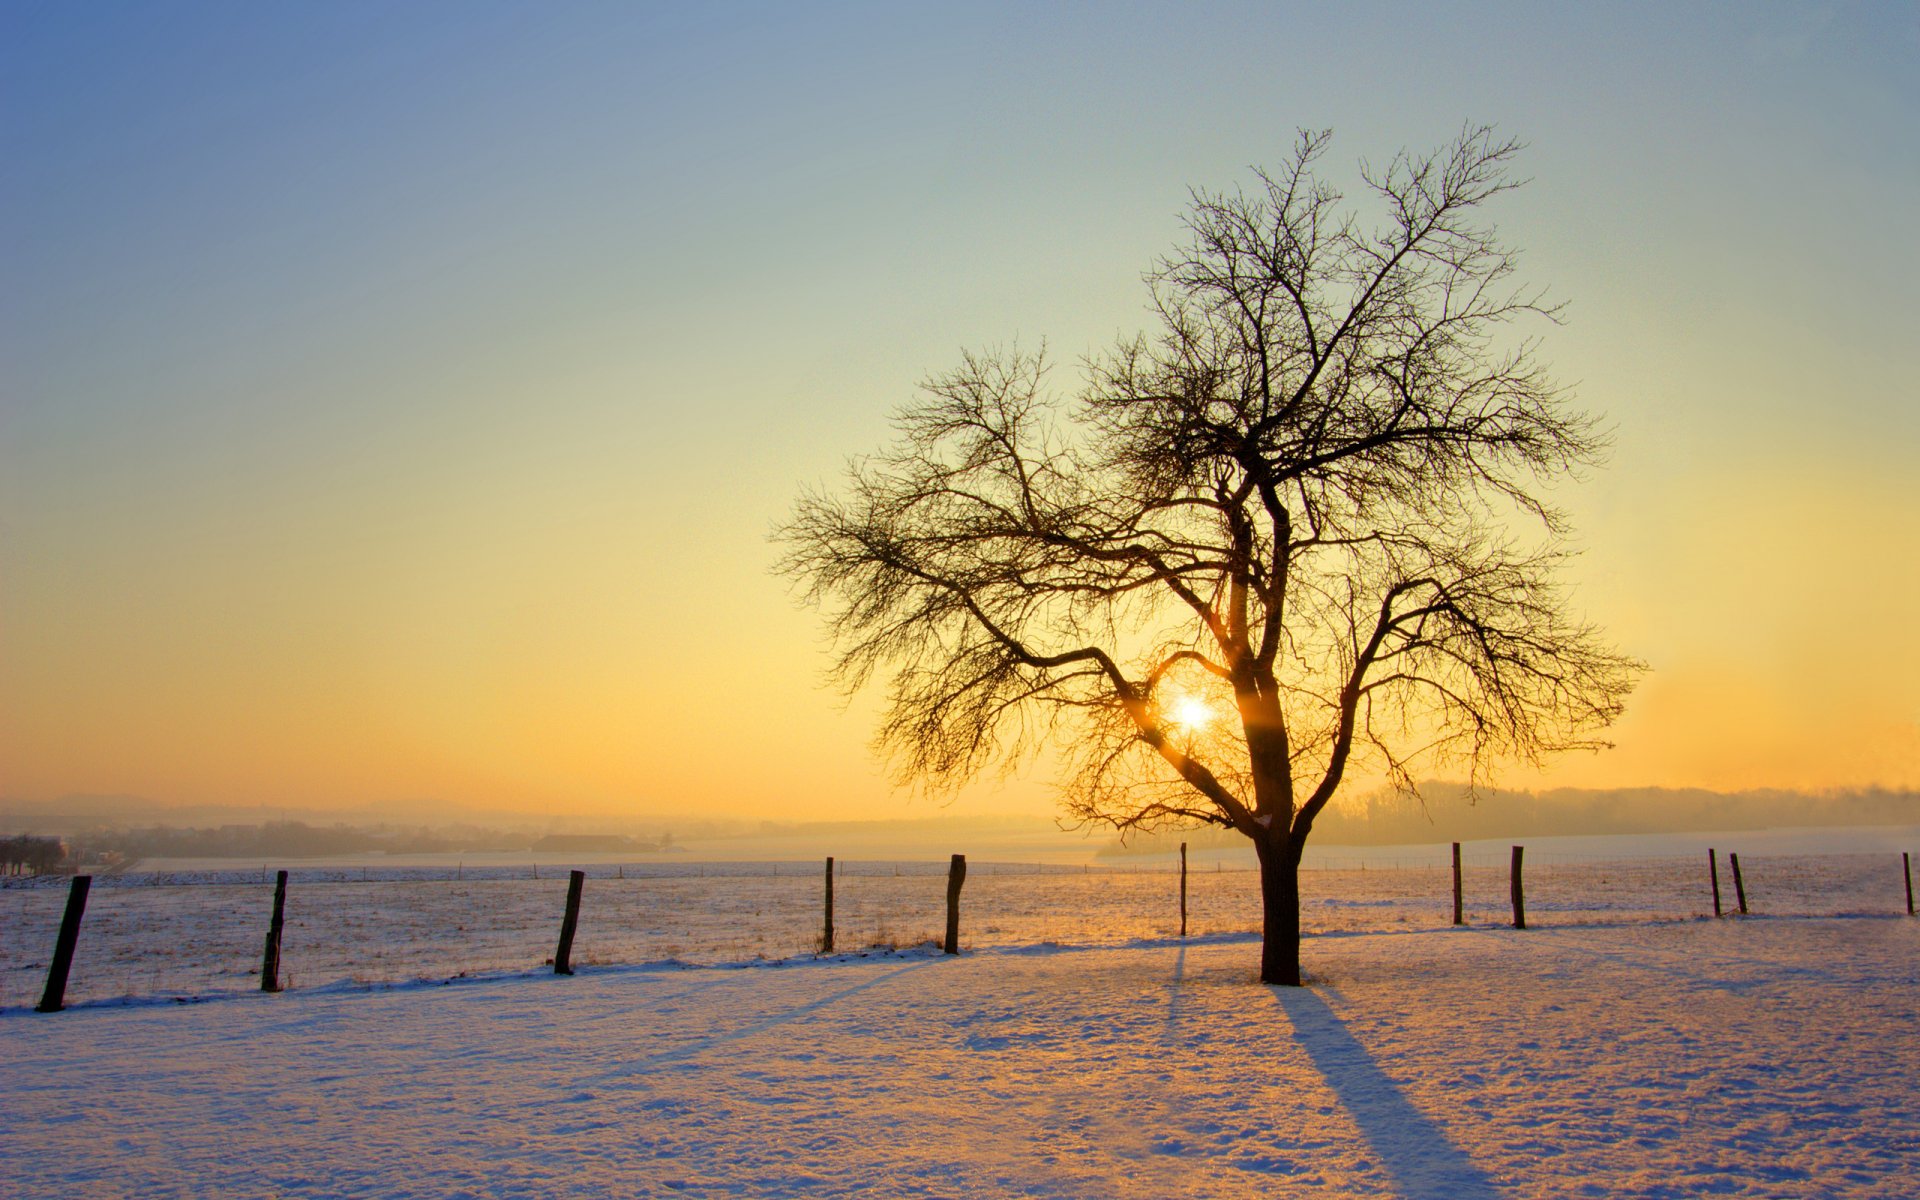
[1729,852,1748,915]
[1904,852,1913,917]
[1509,846,1526,930]
[944,854,967,954]
[261,869,289,993]
[1451,842,1464,926]
[554,869,586,975]
[822,856,836,954]
[1167,840,1182,936]
[1709,848,1722,918]
[36,875,92,1013]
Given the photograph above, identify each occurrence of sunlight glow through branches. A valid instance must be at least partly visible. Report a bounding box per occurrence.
[1166,695,1216,734]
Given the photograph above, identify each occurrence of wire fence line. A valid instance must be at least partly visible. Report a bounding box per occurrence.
[0,843,1798,890]
[4,849,1913,1011]
[11,858,1237,889]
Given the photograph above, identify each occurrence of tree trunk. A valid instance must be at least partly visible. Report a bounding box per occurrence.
[1256,832,1303,986]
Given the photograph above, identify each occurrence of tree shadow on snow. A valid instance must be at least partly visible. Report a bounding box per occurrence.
[1273,988,1503,1199]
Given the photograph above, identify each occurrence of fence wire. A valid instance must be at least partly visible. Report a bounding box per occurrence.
[3,851,1912,1009]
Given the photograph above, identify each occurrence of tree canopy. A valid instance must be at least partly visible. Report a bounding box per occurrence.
[779,126,1641,983]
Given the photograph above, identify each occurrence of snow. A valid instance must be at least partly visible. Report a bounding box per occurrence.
[4,840,1919,1197]
[7,831,1915,1007]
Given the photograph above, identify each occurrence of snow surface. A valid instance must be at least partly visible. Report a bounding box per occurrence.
[7,835,1915,1008]
[5,903,1918,1195]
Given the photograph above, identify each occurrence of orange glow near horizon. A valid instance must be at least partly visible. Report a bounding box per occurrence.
[2,6,1915,825]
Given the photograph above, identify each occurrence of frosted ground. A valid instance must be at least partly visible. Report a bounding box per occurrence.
[2,827,1913,1007]
[5,828,1918,1197]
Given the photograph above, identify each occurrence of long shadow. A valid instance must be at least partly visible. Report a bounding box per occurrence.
[1273,988,1503,1199]
[1161,942,1188,1043]
[1537,926,1844,993]
[583,959,940,1082]
[571,970,757,1028]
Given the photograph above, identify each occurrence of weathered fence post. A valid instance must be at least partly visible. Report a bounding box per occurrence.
[554,869,586,975]
[1451,842,1464,926]
[1509,846,1526,930]
[944,854,967,954]
[1904,852,1913,917]
[822,856,836,954]
[261,869,289,993]
[36,875,92,1013]
[1167,837,1182,940]
[1729,852,1748,915]
[1709,848,1722,918]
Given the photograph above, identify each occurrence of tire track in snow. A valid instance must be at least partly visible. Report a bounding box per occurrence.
[958,944,1215,1198]
[579,958,942,1079]
[1507,922,1889,994]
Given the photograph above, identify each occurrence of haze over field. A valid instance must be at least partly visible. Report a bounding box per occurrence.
[4,4,1916,825]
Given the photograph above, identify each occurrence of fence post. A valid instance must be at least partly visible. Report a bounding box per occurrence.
[1167,840,1182,936]
[554,869,586,975]
[1729,852,1748,915]
[1509,846,1526,930]
[1451,842,1463,926]
[261,869,289,993]
[36,875,92,1013]
[944,854,967,954]
[822,856,835,954]
[1904,852,1913,917]
[1709,848,1722,918]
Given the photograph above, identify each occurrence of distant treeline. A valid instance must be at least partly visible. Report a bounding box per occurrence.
[1355,784,1920,843]
[1100,785,1920,854]
[2,835,67,875]
[53,821,671,861]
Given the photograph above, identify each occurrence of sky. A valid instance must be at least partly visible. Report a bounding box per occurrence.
[3,1,1916,823]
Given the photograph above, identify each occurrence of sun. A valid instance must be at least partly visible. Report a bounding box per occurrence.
[1166,694,1216,733]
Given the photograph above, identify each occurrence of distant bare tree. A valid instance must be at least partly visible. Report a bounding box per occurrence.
[778,127,1641,984]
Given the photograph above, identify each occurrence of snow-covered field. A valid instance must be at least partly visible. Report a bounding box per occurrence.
[4,829,1915,1009]
[5,916,1917,1197]
[5,831,1918,1197]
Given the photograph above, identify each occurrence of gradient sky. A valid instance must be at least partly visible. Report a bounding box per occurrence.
[4,2,1916,821]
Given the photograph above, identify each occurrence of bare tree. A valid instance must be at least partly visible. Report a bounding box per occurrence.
[778,127,1641,984]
